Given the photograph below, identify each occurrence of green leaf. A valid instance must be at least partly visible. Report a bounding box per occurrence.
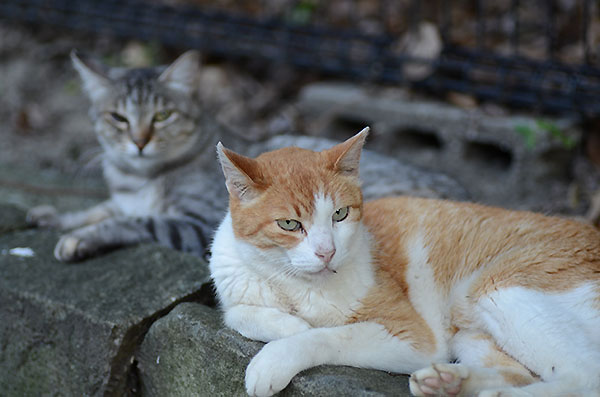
[288,0,316,25]
[514,124,537,150]
[535,120,576,149]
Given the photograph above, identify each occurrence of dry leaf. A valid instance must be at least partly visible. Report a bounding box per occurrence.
[394,21,442,81]
[447,92,478,109]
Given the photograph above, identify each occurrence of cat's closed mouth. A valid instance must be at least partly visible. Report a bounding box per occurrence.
[309,266,337,276]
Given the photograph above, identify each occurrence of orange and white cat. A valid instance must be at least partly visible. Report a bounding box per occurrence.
[209,127,600,397]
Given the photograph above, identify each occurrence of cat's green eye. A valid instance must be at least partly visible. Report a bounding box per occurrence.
[109,112,128,124]
[332,206,349,222]
[153,110,174,123]
[277,219,302,232]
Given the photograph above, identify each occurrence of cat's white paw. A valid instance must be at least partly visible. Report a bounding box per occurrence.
[54,234,94,262]
[245,339,300,397]
[27,205,61,228]
[409,363,469,396]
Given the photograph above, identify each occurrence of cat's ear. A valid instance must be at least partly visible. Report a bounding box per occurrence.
[70,49,111,103]
[328,127,369,177]
[158,50,201,96]
[216,142,264,202]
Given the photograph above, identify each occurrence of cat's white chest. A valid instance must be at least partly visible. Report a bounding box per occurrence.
[287,281,365,327]
[229,266,371,328]
[112,179,165,216]
[104,161,166,217]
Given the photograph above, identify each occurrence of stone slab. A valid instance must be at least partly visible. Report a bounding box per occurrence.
[138,303,411,397]
[0,227,210,396]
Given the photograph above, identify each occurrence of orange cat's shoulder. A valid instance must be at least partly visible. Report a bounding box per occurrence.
[364,196,414,223]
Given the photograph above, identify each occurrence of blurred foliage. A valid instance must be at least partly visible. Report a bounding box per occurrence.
[514,119,576,150]
[63,78,80,96]
[287,0,317,25]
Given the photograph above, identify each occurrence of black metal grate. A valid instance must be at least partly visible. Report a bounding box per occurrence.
[2,0,600,116]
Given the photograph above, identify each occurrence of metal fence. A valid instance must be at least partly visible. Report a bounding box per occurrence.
[1,0,599,116]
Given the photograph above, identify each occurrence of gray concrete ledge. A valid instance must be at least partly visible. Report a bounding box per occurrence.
[138,303,411,397]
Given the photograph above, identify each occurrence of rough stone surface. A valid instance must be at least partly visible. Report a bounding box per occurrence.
[138,303,411,397]
[0,225,210,396]
[0,203,27,234]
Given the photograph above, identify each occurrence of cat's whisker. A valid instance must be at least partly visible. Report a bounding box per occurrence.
[285,265,302,280]
[74,148,103,177]
[264,263,298,284]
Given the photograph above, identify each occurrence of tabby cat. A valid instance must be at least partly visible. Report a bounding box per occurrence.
[27,50,229,262]
[209,128,600,396]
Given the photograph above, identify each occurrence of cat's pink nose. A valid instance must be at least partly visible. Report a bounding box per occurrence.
[315,248,336,263]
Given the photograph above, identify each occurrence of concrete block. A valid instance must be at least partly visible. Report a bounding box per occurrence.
[299,83,582,211]
[138,303,411,397]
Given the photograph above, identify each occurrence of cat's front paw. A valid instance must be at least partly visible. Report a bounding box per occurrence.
[27,205,61,228]
[409,363,469,397]
[54,233,96,262]
[245,339,300,397]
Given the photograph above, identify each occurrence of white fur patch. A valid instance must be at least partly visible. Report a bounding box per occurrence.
[477,283,600,390]
[405,232,450,360]
[105,165,165,217]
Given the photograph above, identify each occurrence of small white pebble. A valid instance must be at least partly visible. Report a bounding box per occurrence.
[9,247,35,257]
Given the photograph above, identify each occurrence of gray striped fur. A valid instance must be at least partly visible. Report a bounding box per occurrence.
[27,50,232,262]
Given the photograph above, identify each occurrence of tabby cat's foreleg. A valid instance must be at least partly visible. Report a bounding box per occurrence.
[27,201,116,230]
[54,215,210,262]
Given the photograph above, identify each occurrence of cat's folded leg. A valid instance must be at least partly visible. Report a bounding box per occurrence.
[245,322,439,397]
[53,215,209,262]
[224,304,311,342]
[410,330,537,397]
[27,201,116,230]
